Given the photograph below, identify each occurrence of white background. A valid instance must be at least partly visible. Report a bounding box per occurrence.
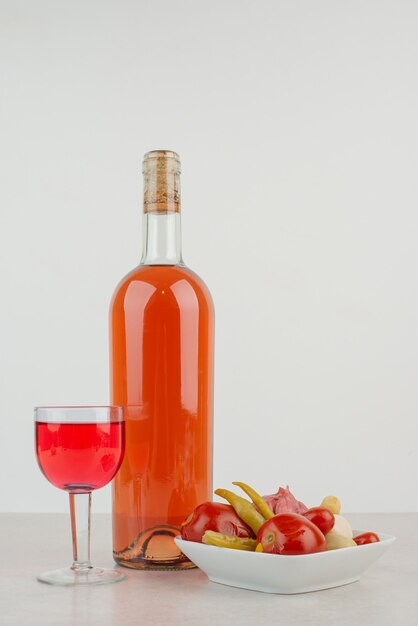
[1,0,417,514]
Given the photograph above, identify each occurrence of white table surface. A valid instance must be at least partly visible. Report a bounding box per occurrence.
[1,513,416,626]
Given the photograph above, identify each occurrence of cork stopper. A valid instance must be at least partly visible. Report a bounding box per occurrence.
[142,150,181,213]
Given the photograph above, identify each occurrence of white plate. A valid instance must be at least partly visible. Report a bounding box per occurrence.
[174,530,395,594]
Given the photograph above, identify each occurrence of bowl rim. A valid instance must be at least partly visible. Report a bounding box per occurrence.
[174,530,396,559]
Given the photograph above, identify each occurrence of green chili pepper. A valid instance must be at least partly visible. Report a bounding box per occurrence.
[232,481,275,520]
[202,530,257,551]
[214,488,265,533]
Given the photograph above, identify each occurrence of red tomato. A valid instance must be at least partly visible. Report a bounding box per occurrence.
[180,502,255,542]
[353,532,380,545]
[257,513,326,555]
[303,506,335,535]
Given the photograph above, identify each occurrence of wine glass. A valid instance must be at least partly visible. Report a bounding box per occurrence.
[34,406,125,586]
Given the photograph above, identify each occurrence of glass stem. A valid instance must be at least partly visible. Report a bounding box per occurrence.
[69,492,92,571]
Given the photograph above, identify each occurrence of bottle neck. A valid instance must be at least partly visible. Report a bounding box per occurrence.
[140,150,183,266]
[140,212,183,265]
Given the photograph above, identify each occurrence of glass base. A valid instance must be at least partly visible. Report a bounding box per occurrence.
[37,566,125,586]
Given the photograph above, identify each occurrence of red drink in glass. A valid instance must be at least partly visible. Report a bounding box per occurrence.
[35,421,125,493]
[34,406,125,586]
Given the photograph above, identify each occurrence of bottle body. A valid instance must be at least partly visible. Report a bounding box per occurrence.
[110,263,214,569]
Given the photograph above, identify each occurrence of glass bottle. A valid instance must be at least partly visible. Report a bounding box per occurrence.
[110,150,214,569]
